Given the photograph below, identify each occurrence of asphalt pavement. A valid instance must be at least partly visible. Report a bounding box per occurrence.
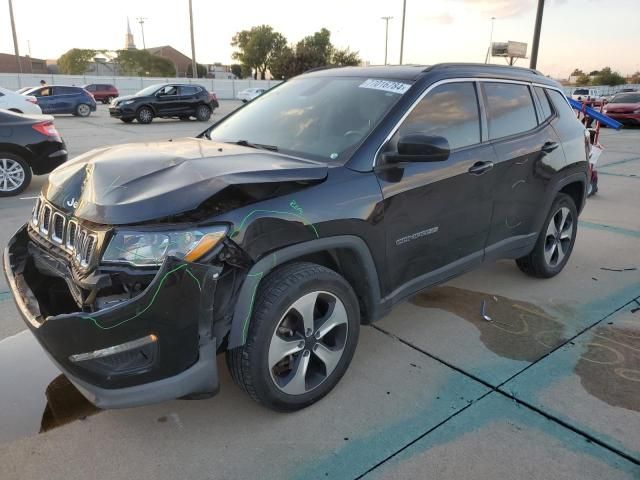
[0,105,638,479]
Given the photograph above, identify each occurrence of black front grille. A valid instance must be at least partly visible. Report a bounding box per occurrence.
[31,198,100,271]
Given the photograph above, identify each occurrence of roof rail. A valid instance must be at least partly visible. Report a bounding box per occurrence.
[425,63,542,76]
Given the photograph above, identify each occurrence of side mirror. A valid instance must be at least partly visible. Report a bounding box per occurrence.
[385,134,450,163]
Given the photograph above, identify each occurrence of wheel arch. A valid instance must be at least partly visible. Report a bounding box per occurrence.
[0,144,33,166]
[227,235,383,349]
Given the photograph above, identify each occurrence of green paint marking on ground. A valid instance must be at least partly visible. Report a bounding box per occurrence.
[597,171,639,179]
[0,291,10,302]
[83,263,188,330]
[579,220,640,239]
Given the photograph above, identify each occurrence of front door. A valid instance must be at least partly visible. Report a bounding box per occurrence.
[33,87,55,113]
[155,85,180,115]
[376,81,497,299]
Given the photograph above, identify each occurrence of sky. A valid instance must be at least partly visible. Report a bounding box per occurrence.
[1,0,639,78]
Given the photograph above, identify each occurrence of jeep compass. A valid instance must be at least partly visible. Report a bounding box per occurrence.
[4,64,589,411]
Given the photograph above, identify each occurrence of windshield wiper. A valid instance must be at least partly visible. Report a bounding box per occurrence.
[234,139,278,152]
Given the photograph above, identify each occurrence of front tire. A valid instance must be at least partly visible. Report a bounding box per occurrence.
[516,193,578,278]
[226,262,360,411]
[120,117,134,123]
[0,153,31,197]
[136,106,154,124]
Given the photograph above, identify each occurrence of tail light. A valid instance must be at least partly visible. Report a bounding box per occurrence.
[25,96,38,104]
[32,121,60,138]
[208,91,217,102]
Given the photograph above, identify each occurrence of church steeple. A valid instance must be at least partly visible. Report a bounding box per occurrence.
[125,17,136,50]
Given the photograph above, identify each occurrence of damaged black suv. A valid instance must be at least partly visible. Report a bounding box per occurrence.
[4,64,589,411]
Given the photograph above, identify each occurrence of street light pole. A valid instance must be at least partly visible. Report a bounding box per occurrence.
[399,0,407,64]
[188,0,198,78]
[8,0,22,73]
[530,0,545,69]
[381,16,393,65]
[485,17,495,64]
[137,17,148,50]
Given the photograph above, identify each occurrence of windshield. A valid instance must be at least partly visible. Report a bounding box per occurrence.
[610,93,640,103]
[208,76,411,162]
[136,84,163,96]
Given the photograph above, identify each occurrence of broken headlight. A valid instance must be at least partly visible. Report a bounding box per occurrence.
[102,225,228,267]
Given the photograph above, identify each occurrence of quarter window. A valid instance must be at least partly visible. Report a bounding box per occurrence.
[534,87,553,122]
[396,82,481,150]
[179,86,199,96]
[483,82,537,139]
[547,89,575,120]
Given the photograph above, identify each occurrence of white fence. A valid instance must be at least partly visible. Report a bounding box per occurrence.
[0,73,281,100]
[562,84,640,96]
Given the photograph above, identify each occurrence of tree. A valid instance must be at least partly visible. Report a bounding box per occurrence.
[570,68,584,77]
[116,50,175,77]
[576,74,591,86]
[58,49,97,74]
[630,71,640,84]
[269,46,298,80]
[332,48,361,67]
[230,64,243,78]
[594,67,626,86]
[231,25,287,80]
[187,62,208,78]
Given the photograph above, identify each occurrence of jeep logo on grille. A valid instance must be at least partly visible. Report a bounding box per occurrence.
[65,196,79,209]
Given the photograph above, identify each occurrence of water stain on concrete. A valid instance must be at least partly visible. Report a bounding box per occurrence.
[410,286,567,362]
[40,375,101,432]
[575,324,640,412]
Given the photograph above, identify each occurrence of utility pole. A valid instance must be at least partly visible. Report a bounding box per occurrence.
[8,0,22,73]
[137,17,148,49]
[188,0,198,78]
[485,17,495,63]
[399,0,407,65]
[530,0,545,69]
[381,16,393,65]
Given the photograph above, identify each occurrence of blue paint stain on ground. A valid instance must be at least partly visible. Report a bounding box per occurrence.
[362,394,640,479]
[0,291,10,303]
[579,221,640,239]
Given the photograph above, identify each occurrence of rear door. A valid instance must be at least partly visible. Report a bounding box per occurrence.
[179,85,200,113]
[377,81,497,296]
[482,81,566,258]
[54,86,76,113]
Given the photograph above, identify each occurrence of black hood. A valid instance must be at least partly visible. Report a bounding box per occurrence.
[42,138,328,225]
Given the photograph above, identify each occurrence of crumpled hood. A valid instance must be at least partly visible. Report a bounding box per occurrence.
[42,138,328,225]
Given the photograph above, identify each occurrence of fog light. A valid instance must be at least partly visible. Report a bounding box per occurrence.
[69,334,158,363]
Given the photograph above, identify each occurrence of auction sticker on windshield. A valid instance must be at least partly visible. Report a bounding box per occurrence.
[359,79,411,94]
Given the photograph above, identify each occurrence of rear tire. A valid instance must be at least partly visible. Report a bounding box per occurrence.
[76,103,91,117]
[516,193,578,278]
[136,106,154,124]
[179,115,191,121]
[226,262,360,411]
[0,153,31,197]
[195,105,211,121]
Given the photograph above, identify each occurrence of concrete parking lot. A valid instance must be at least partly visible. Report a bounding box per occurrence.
[0,104,638,479]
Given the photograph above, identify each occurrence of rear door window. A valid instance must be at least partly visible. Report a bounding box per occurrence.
[534,87,554,122]
[483,82,537,139]
[56,86,78,95]
[179,85,199,96]
[396,82,481,150]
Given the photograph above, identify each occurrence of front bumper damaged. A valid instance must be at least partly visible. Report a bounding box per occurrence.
[3,225,221,409]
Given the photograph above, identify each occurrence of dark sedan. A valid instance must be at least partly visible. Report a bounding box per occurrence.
[109,83,218,124]
[0,110,67,196]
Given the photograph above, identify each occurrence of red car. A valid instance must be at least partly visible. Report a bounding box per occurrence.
[82,83,119,104]
[603,92,640,126]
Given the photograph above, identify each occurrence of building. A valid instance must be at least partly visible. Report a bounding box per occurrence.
[0,52,47,74]
[146,46,192,77]
[125,18,136,50]
[206,64,235,79]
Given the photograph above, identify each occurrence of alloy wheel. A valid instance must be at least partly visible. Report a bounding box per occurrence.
[77,104,90,117]
[544,206,573,267]
[268,291,349,395]
[0,158,26,192]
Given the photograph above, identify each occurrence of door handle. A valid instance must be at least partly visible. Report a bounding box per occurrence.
[541,141,560,153]
[468,161,494,175]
